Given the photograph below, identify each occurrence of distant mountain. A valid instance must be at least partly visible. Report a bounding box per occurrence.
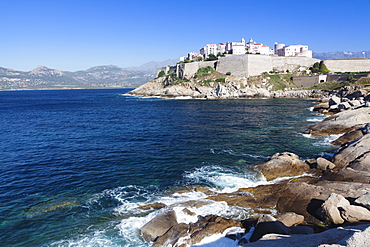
[0,65,154,90]
[313,51,370,60]
[128,59,179,74]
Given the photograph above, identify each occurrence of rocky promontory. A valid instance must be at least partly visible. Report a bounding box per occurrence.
[128,68,330,99]
[132,87,370,246]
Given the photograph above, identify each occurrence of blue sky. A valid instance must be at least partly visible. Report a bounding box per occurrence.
[1,0,369,71]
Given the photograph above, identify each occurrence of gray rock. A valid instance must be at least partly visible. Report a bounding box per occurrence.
[153,223,188,247]
[304,107,370,136]
[329,96,341,106]
[363,123,370,134]
[276,212,305,227]
[338,102,351,110]
[254,152,310,181]
[140,210,178,242]
[333,134,370,170]
[340,205,370,222]
[316,193,350,225]
[355,192,370,210]
[250,215,291,242]
[243,224,370,247]
[349,99,362,108]
[316,157,336,170]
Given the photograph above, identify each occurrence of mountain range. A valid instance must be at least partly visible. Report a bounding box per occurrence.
[1,52,369,90]
[313,51,370,60]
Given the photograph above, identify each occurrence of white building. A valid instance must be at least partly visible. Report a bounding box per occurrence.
[217,43,226,54]
[275,43,312,58]
[245,38,270,55]
[200,44,218,58]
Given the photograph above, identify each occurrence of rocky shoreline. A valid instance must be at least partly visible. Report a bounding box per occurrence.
[135,87,370,246]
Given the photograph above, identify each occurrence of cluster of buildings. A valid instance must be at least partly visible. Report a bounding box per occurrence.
[181,38,313,62]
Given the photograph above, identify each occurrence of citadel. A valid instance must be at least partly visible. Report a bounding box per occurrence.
[157,38,370,82]
[181,38,313,62]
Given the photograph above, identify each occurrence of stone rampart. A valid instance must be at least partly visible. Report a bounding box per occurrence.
[175,55,319,79]
[323,59,370,73]
[177,61,217,79]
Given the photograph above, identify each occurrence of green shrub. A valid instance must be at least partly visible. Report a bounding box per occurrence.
[215,78,226,83]
[196,66,214,78]
[226,72,231,76]
[157,71,165,78]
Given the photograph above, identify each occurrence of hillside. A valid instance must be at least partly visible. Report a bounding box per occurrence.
[0,65,154,90]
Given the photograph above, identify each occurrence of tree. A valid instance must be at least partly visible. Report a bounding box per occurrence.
[310,61,329,74]
[319,61,330,74]
[157,71,165,78]
[206,54,218,61]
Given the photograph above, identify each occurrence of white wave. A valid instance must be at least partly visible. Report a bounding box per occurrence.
[306,117,325,122]
[242,153,269,159]
[192,227,244,246]
[184,166,267,193]
[48,229,124,247]
[311,134,343,147]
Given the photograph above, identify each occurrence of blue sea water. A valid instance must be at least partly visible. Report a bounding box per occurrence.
[0,89,336,246]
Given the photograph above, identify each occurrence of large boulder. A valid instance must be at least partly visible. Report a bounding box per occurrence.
[276,212,305,227]
[188,215,242,245]
[316,193,350,225]
[340,205,370,222]
[249,215,292,242]
[254,152,310,181]
[332,134,370,170]
[331,129,363,146]
[140,210,178,242]
[316,157,335,170]
[153,223,189,247]
[303,107,370,136]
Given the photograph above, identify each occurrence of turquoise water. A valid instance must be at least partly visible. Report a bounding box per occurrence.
[0,89,335,246]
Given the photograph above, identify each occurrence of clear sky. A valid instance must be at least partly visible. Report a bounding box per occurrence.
[1,0,369,71]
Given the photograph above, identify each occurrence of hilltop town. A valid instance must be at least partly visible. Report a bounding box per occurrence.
[129,37,370,99]
[180,38,313,62]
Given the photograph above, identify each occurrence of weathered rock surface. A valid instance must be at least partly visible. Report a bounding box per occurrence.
[332,134,370,170]
[331,129,363,146]
[340,205,370,222]
[254,152,310,181]
[316,193,350,225]
[249,215,291,242]
[153,223,188,247]
[276,212,305,227]
[152,214,242,246]
[188,215,242,245]
[304,107,370,136]
[140,210,178,242]
[243,224,370,247]
[355,192,370,210]
[316,157,336,170]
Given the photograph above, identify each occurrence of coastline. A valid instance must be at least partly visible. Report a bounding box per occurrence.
[135,87,370,246]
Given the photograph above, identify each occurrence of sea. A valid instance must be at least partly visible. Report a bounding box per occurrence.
[0,88,338,247]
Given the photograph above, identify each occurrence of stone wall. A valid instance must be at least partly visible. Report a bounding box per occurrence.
[177,61,217,79]
[175,55,319,79]
[323,59,370,73]
[293,76,319,88]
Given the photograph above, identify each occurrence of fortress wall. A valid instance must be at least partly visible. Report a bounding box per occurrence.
[323,59,370,73]
[177,61,217,79]
[216,55,249,78]
[270,57,320,72]
[247,55,273,77]
[293,76,320,88]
